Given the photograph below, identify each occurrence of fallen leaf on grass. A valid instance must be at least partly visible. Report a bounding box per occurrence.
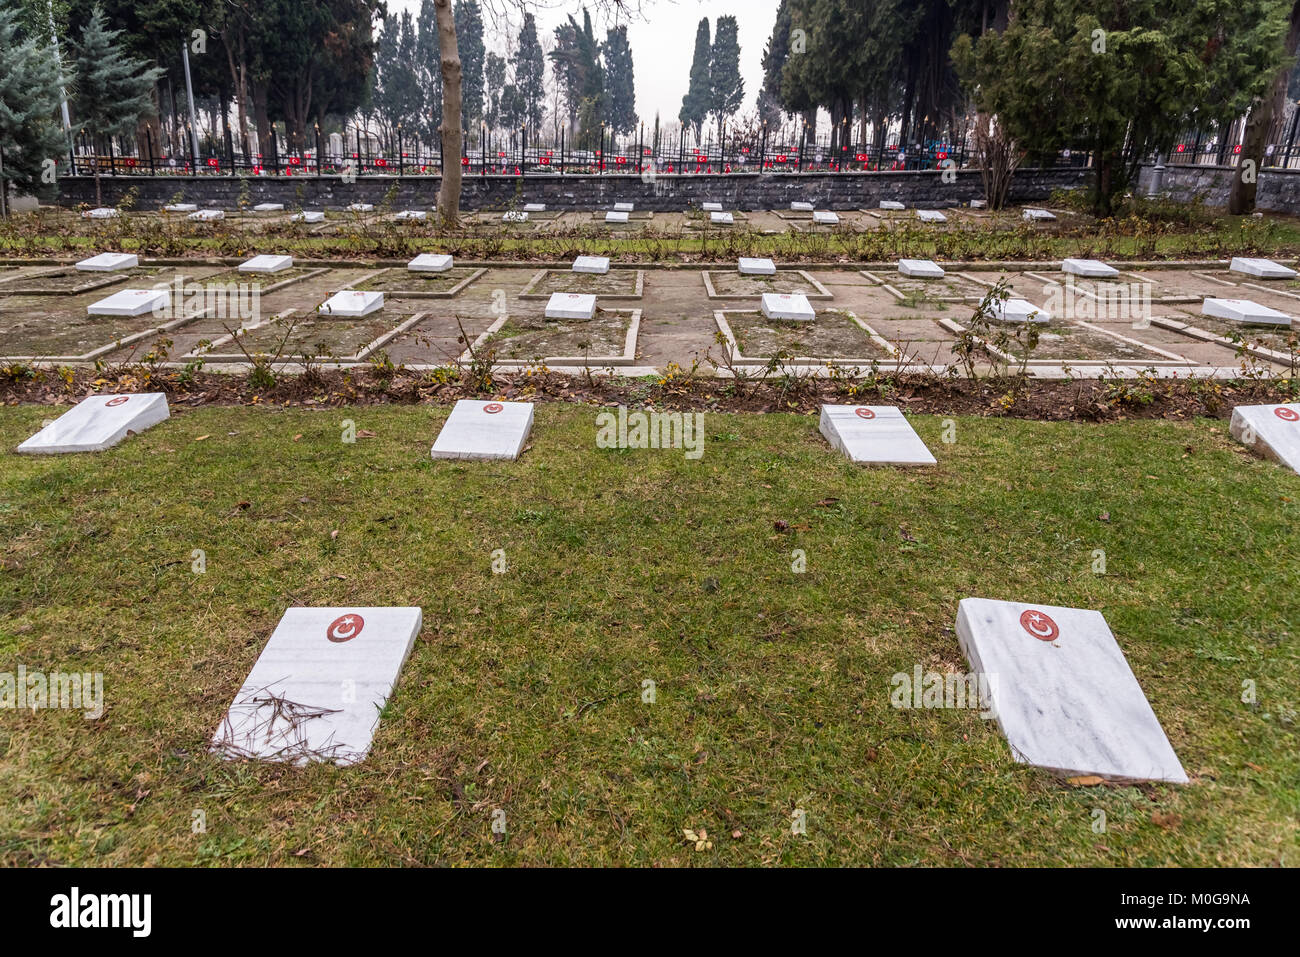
[1067,775,1106,787]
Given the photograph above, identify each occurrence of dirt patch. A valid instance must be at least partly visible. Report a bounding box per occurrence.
[524,269,640,298]
[356,267,481,295]
[483,311,630,361]
[727,310,890,360]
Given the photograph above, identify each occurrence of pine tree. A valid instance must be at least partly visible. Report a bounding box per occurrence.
[454,0,485,132]
[679,18,711,140]
[603,24,637,135]
[709,15,744,140]
[70,5,163,205]
[549,10,604,148]
[511,12,545,131]
[0,4,68,207]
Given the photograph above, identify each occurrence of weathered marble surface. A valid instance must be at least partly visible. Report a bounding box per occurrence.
[431,399,534,461]
[17,393,169,454]
[819,405,936,466]
[761,292,815,322]
[1231,403,1300,474]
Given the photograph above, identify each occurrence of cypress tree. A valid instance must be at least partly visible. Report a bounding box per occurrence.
[604,24,637,135]
[679,18,711,140]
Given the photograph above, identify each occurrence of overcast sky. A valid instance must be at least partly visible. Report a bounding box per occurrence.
[387,1,781,126]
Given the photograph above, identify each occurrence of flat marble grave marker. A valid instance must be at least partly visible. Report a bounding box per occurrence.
[546,292,597,320]
[956,597,1188,784]
[970,199,987,209]
[212,606,422,765]
[188,209,224,221]
[703,203,723,212]
[606,211,630,223]
[879,200,905,211]
[347,203,374,213]
[1062,258,1119,279]
[1230,403,1300,474]
[813,211,840,225]
[819,405,936,466]
[162,204,196,213]
[83,207,120,219]
[320,290,383,317]
[76,253,138,272]
[991,298,1051,324]
[573,256,610,274]
[503,211,529,222]
[239,254,293,274]
[711,212,735,225]
[292,211,325,223]
[761,292,815,322]
[1202,298,1292,327]
[917,209,947,223]
[523,203,547,212]
[395,210,427,221]
[791,201,815,212]
[408,253,453,273]
[431,399,535,461]
[252,203,284,213]
[739,257,777,276]
[614,202,635,212]
[17,392,169,454]
[87,288,169,317]
[1229,257,1297,279]
[1022,207,1057,221]
[899,259,945,279]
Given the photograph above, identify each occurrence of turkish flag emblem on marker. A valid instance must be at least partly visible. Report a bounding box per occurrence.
[854,408,875,420]
[1274,407,1300,422]
[106,396,128,407]
[1019,609,1060,641]
[326,613,364,643]
[484,403,503,414]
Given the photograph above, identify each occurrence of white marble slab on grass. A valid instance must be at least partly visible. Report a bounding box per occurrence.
[1022,207,1057,221]
[790,201,815,212]
[188,209,224,221]
[239,254,293,274]
[408,254,453,273]
[813,211,840,225]
[291,211,325,223]
[879,200,905,211]
[319,290,383,317]
[956,597,1188,784]
[1202,298,1293,327]
[252,203,284,213]
[573,256,610,274]
[739,258,777,276]
[83,207,120,219]
[546,292,597,320]
[523,203,547,212]
[76,253,138,272]
[613,202,635,212]
[916,209,947,223]
[1231,403,1300,474]
[212,607,422,765]
[605,211,630,223]
[899,259,945,279]
[760,292,815,322]
[162,204,196,214]
[394,210,427,221]
[1062,258,1119,279]
[17,393,169,454]
[990,298,1051,324]
[970,199,987,209]
[503,211,529,223]
[711,211,735,225]
[347,203,375,213]
[87,288,169,317]
[1229,257,1296,279]
[702,203,723,212]
[819,405,936,466]
[431,399,534,461]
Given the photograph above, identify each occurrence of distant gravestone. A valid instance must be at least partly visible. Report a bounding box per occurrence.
[898,259,945,279]
[523,203,547,213]
[17,393,170,454]
[408,254,453,273]
[813,211,840,225]
[431,399,534,461]
[503,211,529,223]
[711,211,735,225]
[188,209,224,221]
[252,203,284,213]
[1062,258,1119,279]
[605,211,630,223]
[1202,298,1292,327]
[739,258,777,276]
[212,606,422,765]
[990,298,1051,324]
[87,288,169,317]
[320,290,383,317]
[1022,208,1057,221]
[1231,403,1300,474]
[702,202,723,212]
[614,202,635,212]
[347,203,374,213]
[76,253,138,272]
[818,405,936,466]
[956,597,1188,784]
[239,255,293,274]
[292,211,325,223]
[761,292,815,322]
[395,210,427,221]
[879,200,905,211]
[916,209,947,223]
[970,199,987,209]
[162,204,196,214]
[546,292,596,320]
[790,201,815,212]
[1229,257,1296,279]
[573,256,610,274]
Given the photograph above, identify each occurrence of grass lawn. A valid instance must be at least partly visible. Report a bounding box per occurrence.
[0,403,1296,866]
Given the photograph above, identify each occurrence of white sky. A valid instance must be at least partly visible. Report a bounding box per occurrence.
[386,1,781,127]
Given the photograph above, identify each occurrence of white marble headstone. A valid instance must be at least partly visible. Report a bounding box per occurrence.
[970,199,987,209]
[84,207,120,219]
[431,399,534,461]
[899,259,945,279]
[252,203,285,213]
[188,209,224,221]
[523,203,547,212]
[761,293,815,322]
[239,255,293,274]
[573,256,610,274]
[702,203,723,212]
[917,209,947,223]
[1229,257,1296,279]
[711,211,735,225]
[395,210,427,221]
[162,204,196,214]
[1230,403,1300,474]
[613,202,635,212]
[347,203,375,213]
[956,597,1188,783]
[1022,207,1057,221]
[739,258,777,276]
[790,201,815,212]
[990,298,1051,324]
[408,254,453,273]
[76,253,138,272]
[546,293,596,320]
[87,288,169,317]
[813,211,840,225]
[879,200,905,211]
[605,211,630,223]
[212,606,422,765]
[819,405,936,466]
[320,290,383,317]
[292,211,325,223]
[503,211,529,222]
[17,393,170,454]
[1062,258,1119,279]
[1202,298,1292,327]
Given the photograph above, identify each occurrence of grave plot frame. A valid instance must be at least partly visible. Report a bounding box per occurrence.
[4,298,222,363]
[518,268,645,301]
[208,265,331,295]
[355,266,487,299]
[0,265,140,297]
[461,308,642,367]
[713,307,903,368]
[935,315,1199,373]
[701,269,833,301]
[861,268,992,304]
[187,307,429,363]
[1149,315,1300,367]
[589,210,656,221]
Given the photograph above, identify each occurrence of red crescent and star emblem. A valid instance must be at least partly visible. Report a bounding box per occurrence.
[1019,609,1060,642]
[1274,407,1299,422]
[326,613,364,643]
[483,403,503,415]
[855,408,876,420]
[105,396,128,407]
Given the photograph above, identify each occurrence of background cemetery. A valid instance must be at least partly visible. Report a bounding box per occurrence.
[1,0,1299,869]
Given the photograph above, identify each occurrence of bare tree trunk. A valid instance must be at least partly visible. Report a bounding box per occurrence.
[1229,2,1300,214]
[435,0,463,226]
[974,113,1020,210]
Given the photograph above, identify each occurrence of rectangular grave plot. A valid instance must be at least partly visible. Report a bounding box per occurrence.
[4,265,169,296]
[703,270,833,300]
[1110,269,1214,304]
[203,312,417,362]
[992,319,1190,364]
[479,310,636,365]
[1160,314,1300,361]
[0,295,196,360]
[519,269,643,300]
[589,210,654,221]
[884,273,989,305]
[720,309,892,363]
[354,266,486,298]
[205,266,326,293]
